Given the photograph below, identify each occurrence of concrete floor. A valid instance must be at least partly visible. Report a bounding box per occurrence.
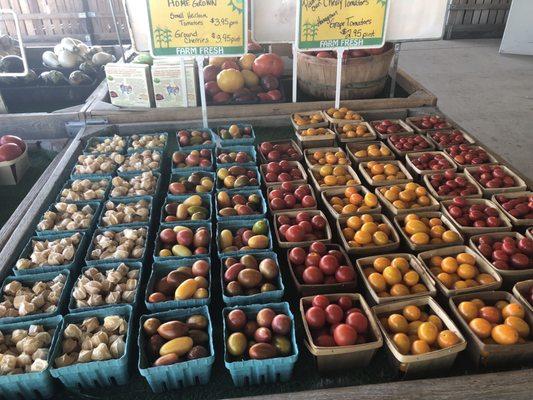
[399,38,533,181]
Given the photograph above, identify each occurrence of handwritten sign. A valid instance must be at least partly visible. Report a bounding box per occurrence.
[296,0,390,50]
[146,0,247,57]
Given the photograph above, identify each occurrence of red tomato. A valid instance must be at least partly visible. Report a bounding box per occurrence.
[305,252,321,267]
[295,211,311,222]
[298,220,313,234]
[315,334,336,347]
[325,304,344,325]
[318,254,339,276]
[328,249,344,262]
[336,296,353,311]
[311,215,327,230]
[333,324,358,346]
[345,307,362,317]
[288,247,306,265]
[346,312,368,334]
[302,266,324,284]
[285,225,304,242]
[335,266,356,283]
[324,275,337,284]
[312,295,330,309]
[305,306,326,328]
[309,241,327,255]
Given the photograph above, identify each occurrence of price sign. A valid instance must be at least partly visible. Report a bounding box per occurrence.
[146,0,247,57]
[296,0,390,50]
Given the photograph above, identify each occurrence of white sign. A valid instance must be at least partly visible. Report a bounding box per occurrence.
[251,0,448,44]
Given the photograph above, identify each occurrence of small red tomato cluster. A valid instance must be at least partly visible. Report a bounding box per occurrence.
[409,152,453,171]
[428,171,480,197]
[495,194,533,219]
[475,235,532,270]
[469,165,517,189]
[447,197,503,228]
[268,182,316,211]
[263,161,304,183]
[259,141,299,162]
[430,130,469,148]
[389,134,431,151]
[304,295,369,347]
[277,212,328,243]
[446,144,491,165]
[411,115,452,130]
[372,120,406,135]
[289,242,356,285]
[172,149,212,169]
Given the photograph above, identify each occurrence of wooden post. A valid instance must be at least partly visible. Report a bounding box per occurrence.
[81,0,95,44]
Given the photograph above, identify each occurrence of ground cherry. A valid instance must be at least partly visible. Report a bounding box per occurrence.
[469,317,492,339]
[403,305,421,322]
[388,314,408,333]
[411,339,430,354]
[437,330,460,348]
[491,324,519,345]
[393,333,410,354]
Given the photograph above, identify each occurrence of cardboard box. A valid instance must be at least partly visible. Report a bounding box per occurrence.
[151,60,197,108]
[105,63,154,108]
[0,148,29,185]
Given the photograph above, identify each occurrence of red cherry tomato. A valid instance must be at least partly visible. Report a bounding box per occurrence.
[305,252,321,267]
[312,295,330,309]
[346,312,368,334]
[315,334,336,347]
[335,266,356,283]
[309,241,327,255]
[302,266,324,284]
[318,254,339,276]
[288,247,306,265]
[333,324,358,346]
[325,304,344,325]
[305,306,326,329]
[336,295,353,311]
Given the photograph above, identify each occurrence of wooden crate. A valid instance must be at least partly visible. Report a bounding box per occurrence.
[0,0,129,44]
[445,0,512,39]
[84,68,438,125]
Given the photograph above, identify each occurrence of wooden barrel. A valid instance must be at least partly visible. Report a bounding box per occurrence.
[297,45,395,100]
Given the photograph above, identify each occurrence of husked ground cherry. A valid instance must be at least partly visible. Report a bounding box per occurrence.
[437,330,460,348]
[388,314,408,333]
[393,333,410,354]
[403,305,421,322]
[469,317,492,339]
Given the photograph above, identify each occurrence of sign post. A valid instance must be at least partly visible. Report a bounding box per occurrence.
[145,0,247,127]
[296,0,390,107]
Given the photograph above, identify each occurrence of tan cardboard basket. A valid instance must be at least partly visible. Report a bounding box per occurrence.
[287,244,357,296]
[443,145,499,171]
[405,115,454,133]
[336,214,400,256]
[491,191,533,227]
[359,160,414,187]
[321,186,381,219]
[469,232,533,286]
[426,129,476,150]
[448,290,533,367]
[464,165,528,197]
[300,293,383,372]
[370,119,414,139]
[334,121,377,144]
[422,172,483,201]
[441,198,513,237]
[309,164,361,193]
[346,141,396,164]
[0,147,30,185]
[375,183,440,216]
[393,212,464,252]
[295,127,336,149]
[273,209,332,249]
[418,245,503,298]
[291,110,329,131]
[259,161,308,188]
[303,146,351,169]
[323,108,365,126]
[513,280,533,314]
[405,151,458,177]
[372,296,467,377]
[257,139,303,164]
[266,183,318,215]
[387,134,436,158]
[355,253,437,305]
